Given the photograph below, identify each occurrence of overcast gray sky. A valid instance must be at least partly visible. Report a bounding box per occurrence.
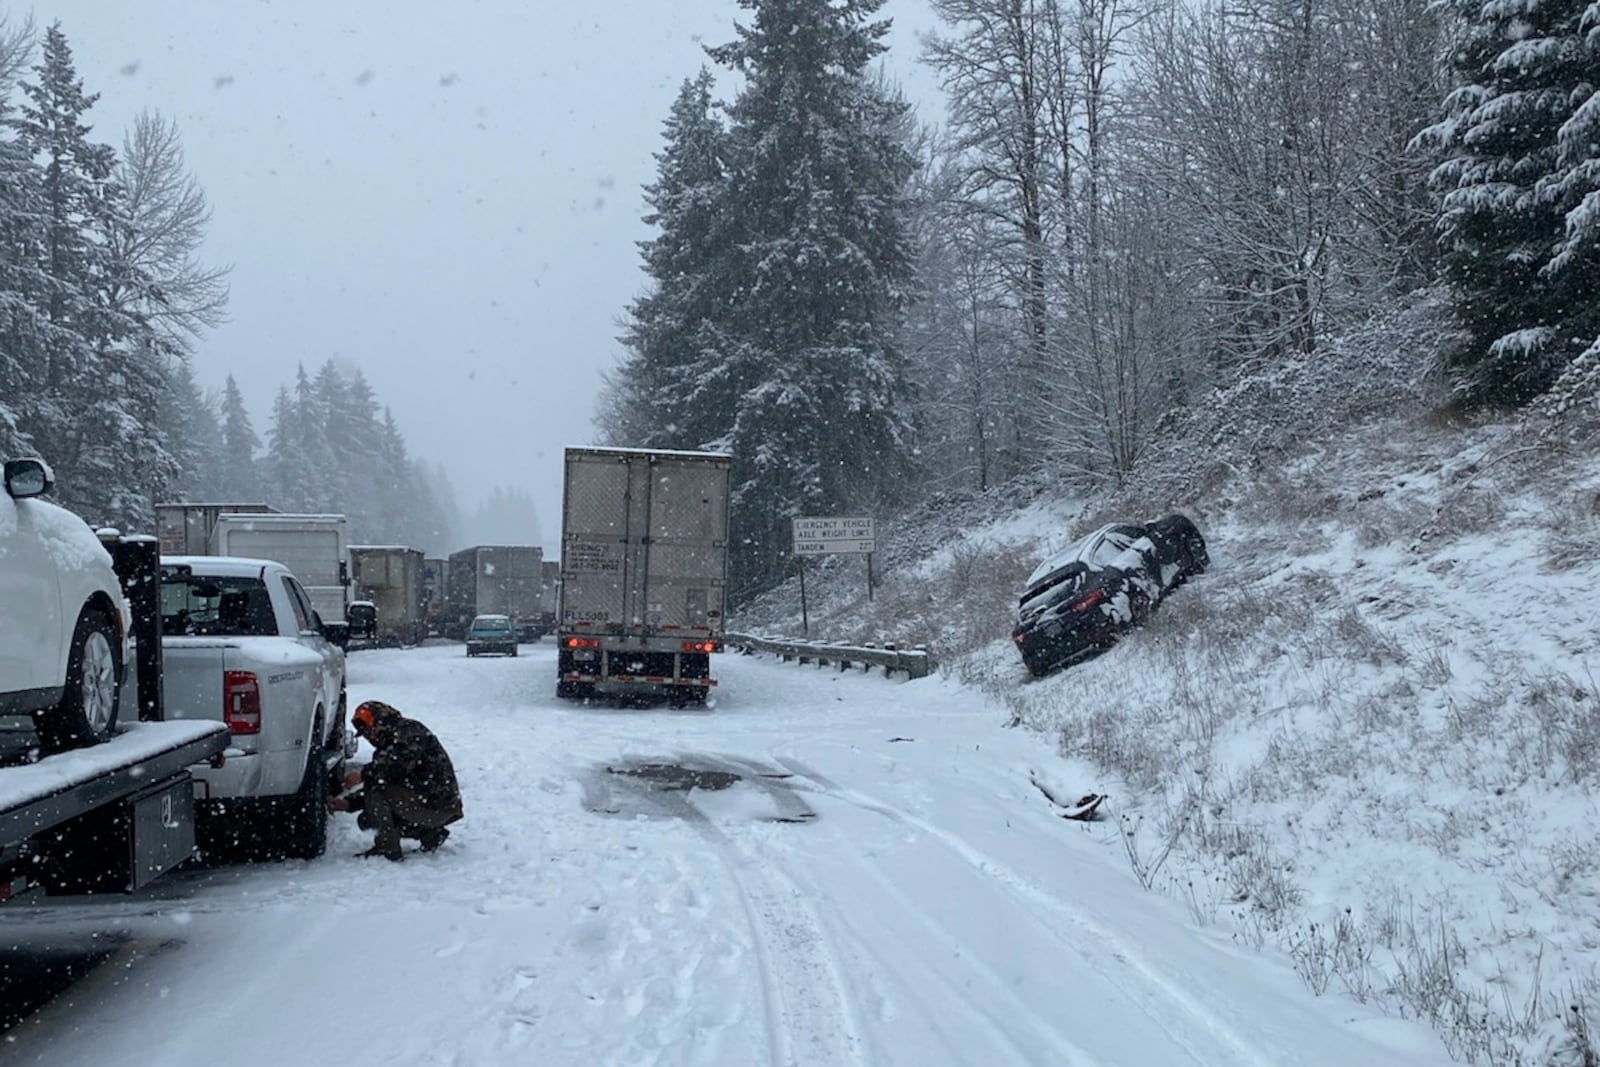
[25,1,943,554]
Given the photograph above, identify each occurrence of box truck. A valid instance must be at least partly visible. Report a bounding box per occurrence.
[155,504,350,623]
[348,546,426,646]
[556,447,731,705]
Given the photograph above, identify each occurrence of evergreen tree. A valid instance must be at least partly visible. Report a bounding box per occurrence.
[1533,2,1600,418]
[153,356,221,500]
[263,384,311,511]
[706,0,919,596]
[217,374,262,499]
[290,363,334,509]
[0,19,54,460]
[1424,0,1600,404]
[8,22,172,526]
[613,69,731,449]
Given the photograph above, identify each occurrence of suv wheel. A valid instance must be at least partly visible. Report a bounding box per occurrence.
[35,607,121,754]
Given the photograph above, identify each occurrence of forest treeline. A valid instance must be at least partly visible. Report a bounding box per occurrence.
[600,0,1600,597]
[0,18,456,549]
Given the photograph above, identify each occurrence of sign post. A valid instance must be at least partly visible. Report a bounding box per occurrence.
[792,517,877,605]
[797,555,809,635]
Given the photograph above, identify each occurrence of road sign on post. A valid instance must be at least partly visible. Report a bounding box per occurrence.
[792,517,875,556]
[793,516,877,605]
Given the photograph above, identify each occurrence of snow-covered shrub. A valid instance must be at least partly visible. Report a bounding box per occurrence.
[1541,487,1600,570]
[1125,292,1453,512]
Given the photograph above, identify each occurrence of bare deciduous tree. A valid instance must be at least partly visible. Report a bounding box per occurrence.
[108,110,229,347]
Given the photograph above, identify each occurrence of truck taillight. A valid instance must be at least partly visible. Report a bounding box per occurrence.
[565,636,601,649]
[682,641,719,653]
[224,671,261,735]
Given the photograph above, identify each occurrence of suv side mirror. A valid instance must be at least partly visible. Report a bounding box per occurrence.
[3,457,54,499]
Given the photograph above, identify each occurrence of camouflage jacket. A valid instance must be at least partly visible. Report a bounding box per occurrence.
[362,715,462,816]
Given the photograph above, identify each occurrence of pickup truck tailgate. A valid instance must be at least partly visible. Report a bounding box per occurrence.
[160,639,239,744]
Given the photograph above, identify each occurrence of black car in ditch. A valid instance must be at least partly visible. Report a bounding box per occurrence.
[1012,514,1208,678]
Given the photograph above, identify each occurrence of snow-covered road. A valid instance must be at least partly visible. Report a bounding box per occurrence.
[2,644,1451,1066]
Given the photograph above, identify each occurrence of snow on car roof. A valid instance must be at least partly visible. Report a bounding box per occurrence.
[11,497,113,574]
[1025,523,1151,587]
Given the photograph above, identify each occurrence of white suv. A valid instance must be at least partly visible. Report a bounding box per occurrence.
[0,457,128,754]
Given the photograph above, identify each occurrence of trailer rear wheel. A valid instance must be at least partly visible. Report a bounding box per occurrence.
[34,607,122,755]
[670,686,709,708]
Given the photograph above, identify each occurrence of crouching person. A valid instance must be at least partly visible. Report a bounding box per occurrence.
[330,700,463,861]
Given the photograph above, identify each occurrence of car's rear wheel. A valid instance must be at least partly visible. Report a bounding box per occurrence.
[35,607,121,755]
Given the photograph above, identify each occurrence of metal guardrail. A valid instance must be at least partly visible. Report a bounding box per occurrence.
[724,631,936,680]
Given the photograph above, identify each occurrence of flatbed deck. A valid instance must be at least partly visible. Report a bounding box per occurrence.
[0,721,229,849]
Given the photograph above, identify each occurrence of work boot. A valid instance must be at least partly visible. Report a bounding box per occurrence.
[357,844,404,862]
[418,826,450,853]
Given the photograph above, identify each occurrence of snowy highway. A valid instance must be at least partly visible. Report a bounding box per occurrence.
[1,643,1450,1066]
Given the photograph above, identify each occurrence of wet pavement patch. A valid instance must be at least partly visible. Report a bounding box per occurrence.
[607,762,742,792]
[0,932,131,1033]
[586,756,816,824]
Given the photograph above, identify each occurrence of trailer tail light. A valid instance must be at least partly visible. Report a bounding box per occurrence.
[565,636,601,649]
[1069,588,1109,614]
[224,671,262,734]
[681,641,719,653]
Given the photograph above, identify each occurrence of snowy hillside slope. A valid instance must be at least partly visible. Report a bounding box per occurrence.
[736,325,1600,1063]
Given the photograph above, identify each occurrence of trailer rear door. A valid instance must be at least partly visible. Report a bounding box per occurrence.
[643,456,729,635]
[561,453,635,632]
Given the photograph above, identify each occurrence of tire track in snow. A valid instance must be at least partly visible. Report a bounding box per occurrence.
[773,757,1284,1067]
[602,769,871,1067]
[804,848,1109,1067]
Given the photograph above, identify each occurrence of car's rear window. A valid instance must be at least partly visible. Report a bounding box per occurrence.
[161,574,277,636]
[1020,565,1088,609]
[471,617,512,632]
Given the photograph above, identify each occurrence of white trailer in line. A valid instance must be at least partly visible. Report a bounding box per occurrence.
[556,446,731,706]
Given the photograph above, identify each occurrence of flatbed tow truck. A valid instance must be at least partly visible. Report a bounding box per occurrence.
[0,536,228,903]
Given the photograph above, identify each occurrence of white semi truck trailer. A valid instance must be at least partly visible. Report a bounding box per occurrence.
[555,447,731,706]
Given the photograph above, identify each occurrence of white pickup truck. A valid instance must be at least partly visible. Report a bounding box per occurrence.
[158,556,353,859]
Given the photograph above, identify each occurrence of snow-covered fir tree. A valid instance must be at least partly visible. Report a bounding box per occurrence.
[217,374,263,500]
[0,18,55,460]
[613,69,731,451]
[8,21,179,526]
[1423,0,1600,404]
[706,0,919,596]
[153,356,223,500]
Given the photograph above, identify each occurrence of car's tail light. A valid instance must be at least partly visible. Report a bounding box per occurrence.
[565,636,601,649]
[682,641,719,653]
[1069,588,1108,613]
[224,671,261,734]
